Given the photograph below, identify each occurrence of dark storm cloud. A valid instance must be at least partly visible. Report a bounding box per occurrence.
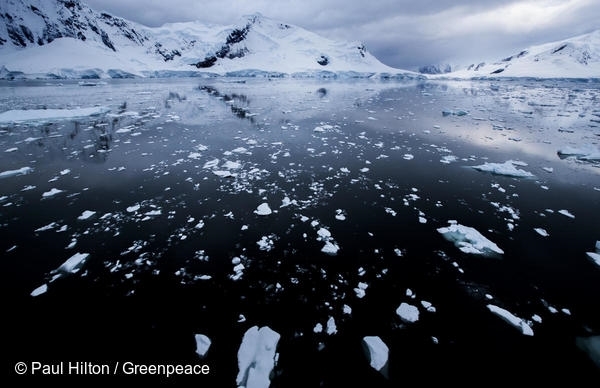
[84,0,600,70]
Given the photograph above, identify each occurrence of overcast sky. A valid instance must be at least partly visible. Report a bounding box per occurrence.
[84,0,600,70]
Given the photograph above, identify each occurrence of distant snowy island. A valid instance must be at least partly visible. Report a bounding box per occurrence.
[1,0,598,80]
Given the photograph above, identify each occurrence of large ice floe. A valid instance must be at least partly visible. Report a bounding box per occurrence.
[0,106,109,124]
[487,304,534,336]
[437,221,504,256]
[471,160,534,178]
[237,326,280,388]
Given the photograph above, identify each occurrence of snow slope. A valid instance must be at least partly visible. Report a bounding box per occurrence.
[0,0,413,79]
[445,30,600,79]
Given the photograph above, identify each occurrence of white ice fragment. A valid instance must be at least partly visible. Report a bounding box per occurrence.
[437,222,504,255]
[213,170,236,178]
[0,167,34,179]
[257,236,274,251]
[77,210,96,220]
[195,220,205,229]
[326,317,337,335]
[195,334,212,357]
[532,314,542,323]
[561,308,571,315]
[542,167,554,173]
[188,152,202,160]
[42,188,64,198]
[281,196,292,207]
[203,159,219,169]
[126,204,140,213]
[339,167,350,173]
[396,303,419,323]
[419,216,427,224]
[317,228,331,239]
[222,160,242,170]
[421,300,436,313]
[403,154,414,160]
[586,252,600,267]
[487,304,534,336]
[254,203,272,216]
[236,326,280,388]
[55,252,89,274]
[534,228,549,237]
[558,209,575,219]
[362,336,389,374]
[354,282,368,298]
[343,304,352,315]
[321,241,339,255]
[313,323,323,333]
[31,284,48,297]
[471,161,534,178]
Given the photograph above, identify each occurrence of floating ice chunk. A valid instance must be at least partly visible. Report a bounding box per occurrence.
[54,252,89,274]
[254,203,272,216]
[542,167,554,173]
[421,300,436,313]
[77,210,96,220]
[5,147,18,153]
[0,106,109,124]
[558,209,575,219]
[236,326,280,388]
[471,161,534,178]
[586,252,600,267]
[343,304,352,315]
[326,317,337,335]
[362,336,389,375]
[195,220,205,229]
[487,304,534,336]
[281,196,292,207]
[321,241,339,255]
[354,282,368,298]
[257,236,275,251]
[222,160,242,170]
[126,204,140,213]
[195,334,211,358]
[35,222,58,232]
[313,323,323,333]
[339,167,350,173]
[42,188,64,198]
[144,210,161,216]
[0,166,33,179]
[31,284,48,297]
[403,154,414,160]
[213,170,236,178]
[203,159,220,169]
[557,146,600,162]
[317,228,331,239]
[188,152,202,160]
[534,228,549,237]
[396,302,419,323]
[437,222,504,255]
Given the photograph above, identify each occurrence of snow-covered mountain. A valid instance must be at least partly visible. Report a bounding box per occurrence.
[446,30,600,79]
[0,0,412,79]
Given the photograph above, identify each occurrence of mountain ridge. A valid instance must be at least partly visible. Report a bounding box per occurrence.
[0,0,414,79]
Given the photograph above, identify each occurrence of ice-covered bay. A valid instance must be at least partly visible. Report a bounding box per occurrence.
[2,78,600,383]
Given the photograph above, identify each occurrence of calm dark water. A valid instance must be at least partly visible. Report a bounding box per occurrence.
[1,78,599,384]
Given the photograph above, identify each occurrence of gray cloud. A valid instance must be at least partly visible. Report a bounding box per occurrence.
[84,0,600,70]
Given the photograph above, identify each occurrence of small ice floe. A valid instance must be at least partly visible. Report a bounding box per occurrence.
[321,241,340,255]
[403,154,414,160]
[440,155,458,164]
[35,222,58,232]
[195,334,211,358]
[362,336,389,378]
[254,203,272,216]
[558,209,575,219]
[542,167,554,173]
[534,228,549,237]
[421,300,436,313]
[343,304,352,315]
[471,160,534,178]
[0,166,33,179]
[354,282,368,298]
[257,235,275,251]
[203,159,220,169]
[396,302,419,323]
[5,147,18,153]
[231,257,245,281]
[313,323,323,333]
[585,240,600,267]
[326,317,337,335]
[53,252,90,276]
[126,204,140,213]
[213,170,236,178]
[42,188,64,198]
[437,221,504,256]
[77,210,96,220]
[30,284,48,297]
[335,209,346,221]
[236,326,280,388]
[486,304,534,336]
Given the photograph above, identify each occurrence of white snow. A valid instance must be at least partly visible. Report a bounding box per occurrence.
[0,106,109,123]
[77,210,96,220]
[437,221,504,255]
[396,302,419,323]
[471,161,534,178]
[487,304,534,336]
[362,336,389,373]
[254,203,272,216]
[0,167,33,179]
[194,334,212,358]
[236,326,280,388]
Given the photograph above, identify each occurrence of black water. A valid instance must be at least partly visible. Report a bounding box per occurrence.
[2,78,599,385]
